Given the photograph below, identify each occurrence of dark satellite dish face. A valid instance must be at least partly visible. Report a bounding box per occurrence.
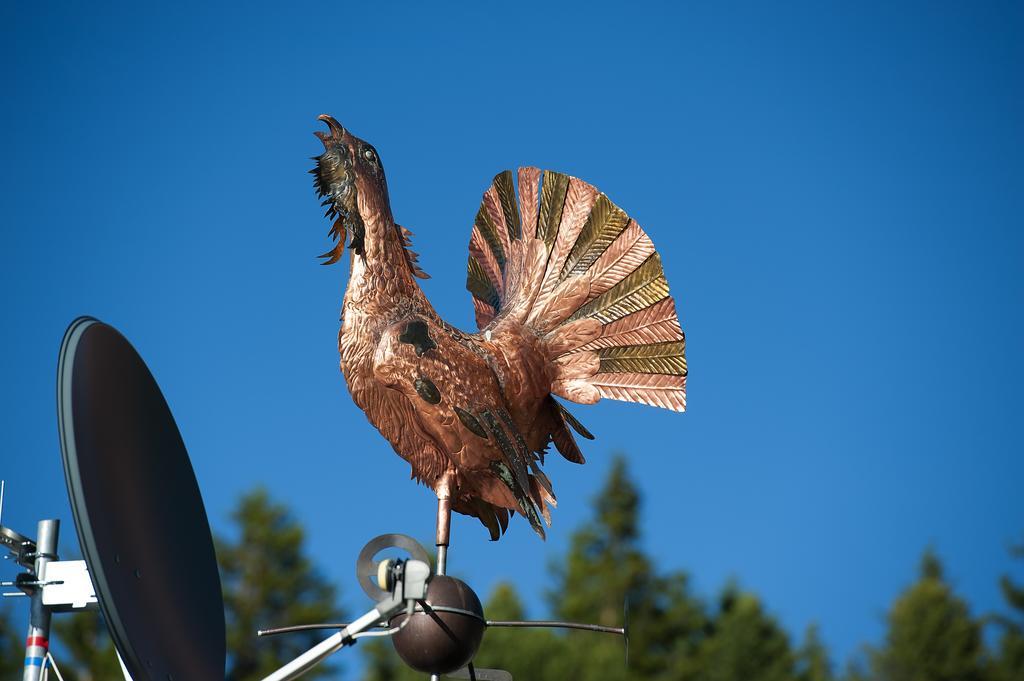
[57,317,225,681]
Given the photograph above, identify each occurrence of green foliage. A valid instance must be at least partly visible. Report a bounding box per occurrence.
[217,488,344,680]
[693,583,797,681]
[473,583,566,680]
[990,538,1024,681]
[797,624,834,681]
[866,548,985,681]
[551,455,706,681]
[840,658,871,681]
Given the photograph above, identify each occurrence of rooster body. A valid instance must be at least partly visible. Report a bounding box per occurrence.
[313,116,686,540]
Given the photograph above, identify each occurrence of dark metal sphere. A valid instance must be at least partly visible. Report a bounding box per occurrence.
[389,575,485,675]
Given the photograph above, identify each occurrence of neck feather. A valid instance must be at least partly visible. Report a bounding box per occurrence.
[344,210,420,310]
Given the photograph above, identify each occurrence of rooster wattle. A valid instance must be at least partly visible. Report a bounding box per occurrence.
[311,115,686,544]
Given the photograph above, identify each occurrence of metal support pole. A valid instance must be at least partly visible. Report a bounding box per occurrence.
[432,483,453,681]
[435,471,453,578]
[23,519,58,681]
[435,495,450,578]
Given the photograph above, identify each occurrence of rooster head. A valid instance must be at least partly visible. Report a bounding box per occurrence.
[311,114,390,263]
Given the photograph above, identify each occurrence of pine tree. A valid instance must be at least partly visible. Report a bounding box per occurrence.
[868,548,985,681]
[840,658,871,681]
[797,623,833,681]
[551,455,706,681]
[991,538,1024,681]
[217,488,344,680]
[472,582,566,680]
[694,582,798,681]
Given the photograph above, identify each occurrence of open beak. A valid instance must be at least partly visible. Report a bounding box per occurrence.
[315,114,346,146]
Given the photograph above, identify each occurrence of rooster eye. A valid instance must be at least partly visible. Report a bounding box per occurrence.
[363,149,376,162]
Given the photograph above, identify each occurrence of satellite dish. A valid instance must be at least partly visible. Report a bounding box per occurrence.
[57,317,226,681]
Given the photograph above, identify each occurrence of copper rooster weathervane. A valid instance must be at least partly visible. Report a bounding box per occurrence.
[311,114,686,570]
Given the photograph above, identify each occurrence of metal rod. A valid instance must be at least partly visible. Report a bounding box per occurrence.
[22,519,58,681]
[436,496,452,552]
[44,652,67,681]
[485,620,626,636]
[433,482,453,681]
[262,629,351,681]
[260,607,379,681]
[436,545,448,577]
[257,623,351,637]
[261,594,407,681]
[435,496,451,578]
[435,489,451,577]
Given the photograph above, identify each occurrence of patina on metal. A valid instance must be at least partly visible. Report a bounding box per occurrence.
[399,320,437,357]
[453,407,488,440]
[414,377,442,405]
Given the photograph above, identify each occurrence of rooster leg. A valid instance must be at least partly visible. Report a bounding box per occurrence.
[435,468,455,576]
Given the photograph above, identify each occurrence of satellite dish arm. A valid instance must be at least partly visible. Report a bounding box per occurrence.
[260,559,432,681]
[259,603,395,681]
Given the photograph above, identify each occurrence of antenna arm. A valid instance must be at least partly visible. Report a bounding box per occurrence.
[485,620,625,636]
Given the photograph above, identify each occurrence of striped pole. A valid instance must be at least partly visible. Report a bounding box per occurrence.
[23,519,58,681]
[22,636,47,676]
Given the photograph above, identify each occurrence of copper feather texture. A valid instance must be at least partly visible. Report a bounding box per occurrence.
[590,373,687,411]
[466,168,687,416]
[585,220,656,301]
[314,116,687,542]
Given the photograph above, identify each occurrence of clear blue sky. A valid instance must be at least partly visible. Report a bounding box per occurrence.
[2,0,1022,673]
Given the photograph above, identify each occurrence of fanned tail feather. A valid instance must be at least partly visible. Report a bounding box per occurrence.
[465,167,687,418]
